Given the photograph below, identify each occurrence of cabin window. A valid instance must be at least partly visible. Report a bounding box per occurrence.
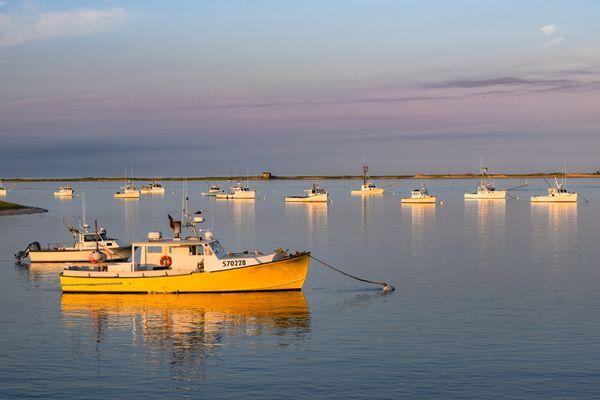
[189,245,204,256]
[147,246,162,253]
[210,241,225,256]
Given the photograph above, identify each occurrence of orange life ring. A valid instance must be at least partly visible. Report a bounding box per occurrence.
[160,255,172,268]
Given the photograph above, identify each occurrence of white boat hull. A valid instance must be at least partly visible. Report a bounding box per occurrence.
[54,191,73,197]
[285,193,328,202]
[141,188,165,195]
[531,193,578,203]
[216,191,256,199]
[464,191,506,200]
[401,196,436,204]
[29,247,131,263]
[114,191,140,198]
[351,188,384,195]
[0,189,6,196]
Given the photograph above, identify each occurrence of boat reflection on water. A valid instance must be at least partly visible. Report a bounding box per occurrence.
[61,292,311,370]
[465,199,506,264]
[531,203,577,257]
[27,262,74,283]
[531,203,577,231]
[401,203,436,257]
[285,202,328,247]
[231,199,256,249]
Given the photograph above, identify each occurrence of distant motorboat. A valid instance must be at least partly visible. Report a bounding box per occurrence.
[285,184,329,203]
[141,180,165,195]
[464,163,506,200]
[202,185,224,196]
[401,186,437,204]
[114,181,140,199]
[531,177,578,203]
[54,186,74,197]
[216,183,256,199]
[17,217,130,263]
[351,162,384,195]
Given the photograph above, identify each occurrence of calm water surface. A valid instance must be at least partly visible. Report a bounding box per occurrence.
[2,179,600,399]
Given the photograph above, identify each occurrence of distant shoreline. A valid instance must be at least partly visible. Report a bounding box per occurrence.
[1,172,599,182]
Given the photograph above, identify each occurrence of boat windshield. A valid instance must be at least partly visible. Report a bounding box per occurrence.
[83,233,108,242]
[209,241,225,256]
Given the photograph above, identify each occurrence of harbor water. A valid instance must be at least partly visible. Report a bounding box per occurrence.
[1,179,600,399]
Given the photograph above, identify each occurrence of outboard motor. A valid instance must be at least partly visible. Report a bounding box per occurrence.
[15,242,41,263]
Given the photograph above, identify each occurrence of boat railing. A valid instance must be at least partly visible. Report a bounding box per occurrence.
[43,243,67,251]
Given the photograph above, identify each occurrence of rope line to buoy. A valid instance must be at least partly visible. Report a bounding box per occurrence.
[310,255,394,292]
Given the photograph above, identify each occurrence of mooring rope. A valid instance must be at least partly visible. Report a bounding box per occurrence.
[310,255,395,292]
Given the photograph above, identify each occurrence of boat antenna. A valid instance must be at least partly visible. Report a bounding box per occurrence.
[81,192,88,229]
[182,178,187,224]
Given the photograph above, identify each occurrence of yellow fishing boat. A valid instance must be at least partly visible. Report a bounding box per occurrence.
[60,204,310,293]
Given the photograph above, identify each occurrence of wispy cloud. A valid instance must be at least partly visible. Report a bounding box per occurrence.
[539,24,564,47]
[0,7,128,47]
[540,24,559,35]
[544,37,564,47]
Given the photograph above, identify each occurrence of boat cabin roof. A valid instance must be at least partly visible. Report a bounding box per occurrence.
[131,237,218,247]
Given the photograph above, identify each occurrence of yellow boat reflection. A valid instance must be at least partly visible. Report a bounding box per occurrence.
[61,291,311,346]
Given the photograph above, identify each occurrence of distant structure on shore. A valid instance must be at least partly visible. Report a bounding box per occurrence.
[261,171,273,179]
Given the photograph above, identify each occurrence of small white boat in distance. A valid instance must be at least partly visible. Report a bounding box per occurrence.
[531,177,578,203]
[202,184,224,196]
[17,218,131,263]
[114,181,140,198]
[54,186,74,197]
[285,184,329,203]
[140,180,165,195]
[351,162,384,195]
[465,165,506,200]
[401,186,437,204]
[0,180,7,196]
[216,183,256,199]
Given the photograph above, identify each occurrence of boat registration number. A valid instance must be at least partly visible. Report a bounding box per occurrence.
[222,259,247,267]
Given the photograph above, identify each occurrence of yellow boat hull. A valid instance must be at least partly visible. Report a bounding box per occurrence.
[60,253,310,293]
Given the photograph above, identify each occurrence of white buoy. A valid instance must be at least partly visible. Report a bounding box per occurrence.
[383,284,395,292]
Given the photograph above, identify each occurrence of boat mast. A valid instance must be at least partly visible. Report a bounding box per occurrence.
[362,162,368,186]
[81,193,88,230]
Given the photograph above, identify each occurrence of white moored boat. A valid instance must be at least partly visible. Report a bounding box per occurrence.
[60,201,310,293]
[114,181,140,199]
[401,186,437,204]
[140,180,165,195]
[216,183,256,199]
[0,180,6,196]
[351,162,384,195]
[465,164,506,200]
[285,184,329,203]
[54,186,74,197]
[202,184,224,196]
[531,177,578,203]
[17,218,131,263]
